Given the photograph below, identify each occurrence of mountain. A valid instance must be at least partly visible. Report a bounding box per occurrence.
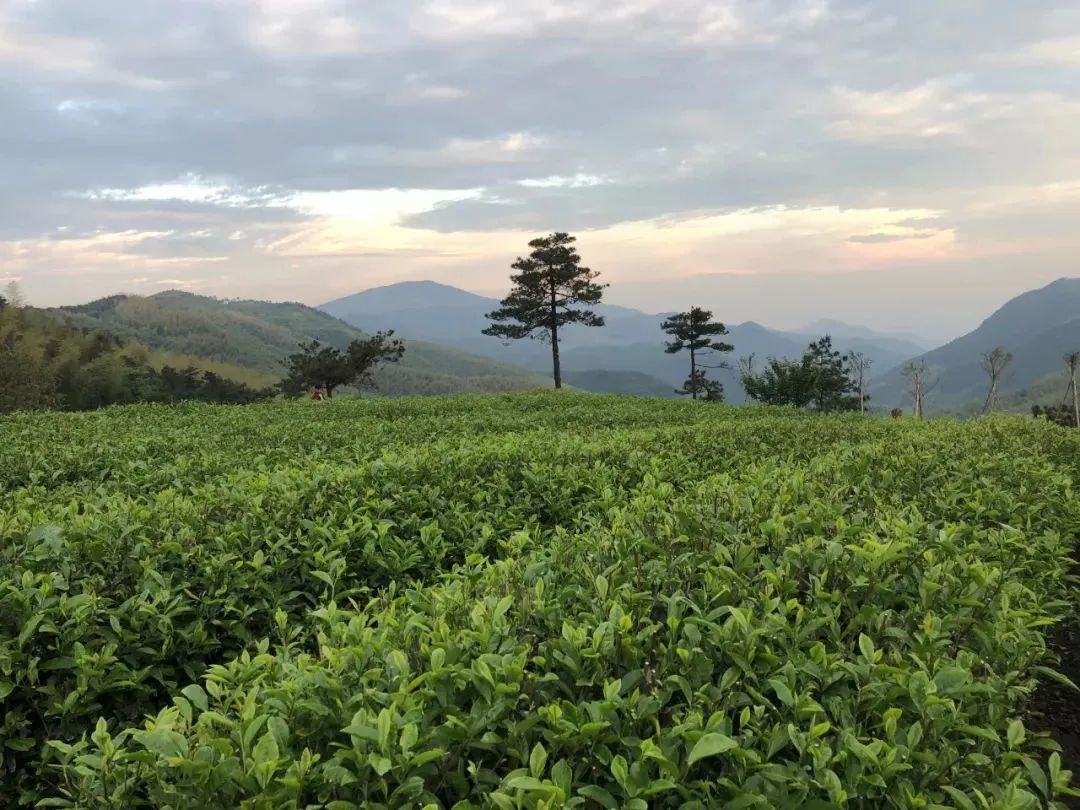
[870,278,1080,411]
[798,319,930,351]
[319,282,927,400]
[319,280,663,352]
[561,370,678,397]
[54,290,551,397]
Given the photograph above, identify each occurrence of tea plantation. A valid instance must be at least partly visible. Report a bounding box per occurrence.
[3,393,1080,808]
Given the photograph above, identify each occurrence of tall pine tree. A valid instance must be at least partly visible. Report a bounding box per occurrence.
[483,232,606,389]
[661,307,733,400]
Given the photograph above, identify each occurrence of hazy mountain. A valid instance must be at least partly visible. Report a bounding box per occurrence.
[871,278,1080,411]
[562,370,678,397]
[798,319,930,350]
[319,281,929,399]
[55,290,552,397]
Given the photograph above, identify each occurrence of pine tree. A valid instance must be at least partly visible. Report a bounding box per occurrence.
[280,333,404,398]
[483,232,606,389]
[661,307,733,401]
[804,336,858,412]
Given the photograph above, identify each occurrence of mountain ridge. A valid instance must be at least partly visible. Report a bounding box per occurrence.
[318,281,929,400]
[870,277,1080,410]
[54,290,553,397]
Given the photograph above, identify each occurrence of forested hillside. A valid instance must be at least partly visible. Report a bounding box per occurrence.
[0,295,275,412]
[55,290,550,397]
[872,278,1080,411]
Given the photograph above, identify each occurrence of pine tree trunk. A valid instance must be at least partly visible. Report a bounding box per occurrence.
[549,290,561,390]
[690,347,697,400]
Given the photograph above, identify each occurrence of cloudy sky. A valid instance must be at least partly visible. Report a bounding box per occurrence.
[3,0,1078,338]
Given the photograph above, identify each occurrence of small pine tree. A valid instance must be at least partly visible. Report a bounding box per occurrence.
[661,307,733,401]
[280,333,404,398]
[804,336,858,412]
[677,369,725,402]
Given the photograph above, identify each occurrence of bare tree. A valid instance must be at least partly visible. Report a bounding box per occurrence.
[847,351,873,414]
[3,281,24,307]
[902,360,938,419]
[980,346,1013,414]
[1066,351,1080,428]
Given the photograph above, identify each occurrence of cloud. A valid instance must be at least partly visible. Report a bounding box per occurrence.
[519,173,611,189]
[0,0,1076,332]
[1012,36,1080,66]
[848,232,938,244]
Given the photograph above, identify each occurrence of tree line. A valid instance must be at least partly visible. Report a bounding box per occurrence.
[6,236,1079,425]
[482,232,874,413]
[481,232,1080,426]
[0,286,406,412]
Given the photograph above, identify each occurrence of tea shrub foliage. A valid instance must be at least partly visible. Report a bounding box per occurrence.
[2,393,1079,808]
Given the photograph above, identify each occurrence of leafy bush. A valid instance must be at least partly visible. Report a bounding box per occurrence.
[2,394,1079,807]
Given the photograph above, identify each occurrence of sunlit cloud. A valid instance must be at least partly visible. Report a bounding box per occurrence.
[519,174,611,189]
[0,0,1076,335]
[1011,36,1080,66]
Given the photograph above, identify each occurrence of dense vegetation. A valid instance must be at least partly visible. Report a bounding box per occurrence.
[0,296,273,412]
[2,393,1079,807]
[740,336,866,413]
[55,290,548,397]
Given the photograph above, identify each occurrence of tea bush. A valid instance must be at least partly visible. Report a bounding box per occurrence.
[2,393,1079,807]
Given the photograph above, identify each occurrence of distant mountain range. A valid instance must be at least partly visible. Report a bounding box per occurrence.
[319,281,930,402]
[45,275,1080,410]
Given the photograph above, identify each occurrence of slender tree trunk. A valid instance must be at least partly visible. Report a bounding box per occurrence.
[913,380,922,419]
[1072,375,1079,428]
[983,377,999,414]
[690,346,697,400]
[549,288,561,389]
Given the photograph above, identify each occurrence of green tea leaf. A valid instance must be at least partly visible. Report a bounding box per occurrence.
[687,733,738,766]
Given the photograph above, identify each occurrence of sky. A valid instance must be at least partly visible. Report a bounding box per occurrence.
[2,0,1078,339]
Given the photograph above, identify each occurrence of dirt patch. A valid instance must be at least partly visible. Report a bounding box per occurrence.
[1030,618,1080,808]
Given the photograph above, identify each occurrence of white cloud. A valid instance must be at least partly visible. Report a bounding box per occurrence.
[518,173,611,189]
[1011,36,1080,66]
[81,177,240,205]
[283,188,483,222]
[77,177,482,226]
[827,80,980,141]
[439,133,548,163]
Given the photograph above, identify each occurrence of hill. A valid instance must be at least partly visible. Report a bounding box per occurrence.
[319,281,922,400]
[871,278,1080,410]
[54,290,551,396]
[1,300,276,411]
[561,369,678,397]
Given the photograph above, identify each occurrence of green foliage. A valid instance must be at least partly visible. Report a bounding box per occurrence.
[662,307,733,401]
[742,335,861,412]
[1033,404,1078,428]
[280,333,405,398]
[676,369,725,402]
[484,232,607,388]
[0,301,272,412]
[1,394,1079,807]
[54,290,549,396]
